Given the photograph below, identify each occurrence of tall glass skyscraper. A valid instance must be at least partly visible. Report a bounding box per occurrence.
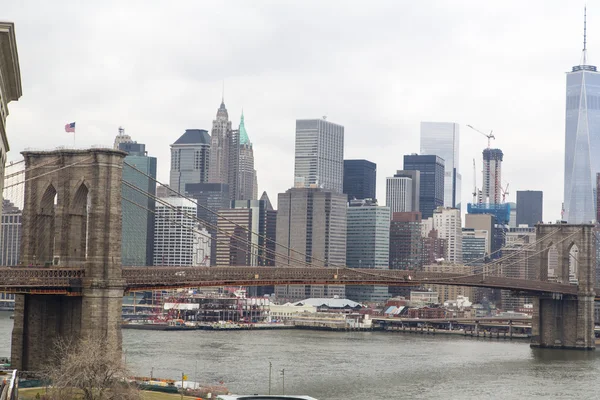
[120,141,157,266]
[343,159,376,200]
[345,199,390,303]
[564,15,600,223]
[403,155,445,219]
[420,122,461,209]
[169,129,211,195]
[294,119,344,193]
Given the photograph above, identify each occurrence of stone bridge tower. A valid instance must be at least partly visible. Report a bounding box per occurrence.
[11,149,126,371]
[531,224,596,349]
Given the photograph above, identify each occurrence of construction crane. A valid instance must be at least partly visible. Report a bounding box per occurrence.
[500,182,509,203]
[467,124,495,148]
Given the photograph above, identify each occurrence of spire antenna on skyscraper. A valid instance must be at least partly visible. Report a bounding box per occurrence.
[583,5,588,65]
[221,79,225,104]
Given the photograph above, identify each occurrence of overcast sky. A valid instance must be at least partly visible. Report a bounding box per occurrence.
[2,1,592,220]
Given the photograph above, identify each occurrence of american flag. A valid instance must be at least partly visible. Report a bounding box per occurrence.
[65,122,76,133]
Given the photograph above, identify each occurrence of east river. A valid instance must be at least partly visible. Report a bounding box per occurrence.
[3,312,600,399]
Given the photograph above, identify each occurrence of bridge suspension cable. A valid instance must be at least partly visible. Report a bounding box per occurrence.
[462,227,562,270]
[3,157,93,190]
[122,180,327,269]
[3,158,63,181]
[0,154,582,289]
[121,193,310,269]
[434,227,584,282]
[123,161,346,269]
[472,227,564,275]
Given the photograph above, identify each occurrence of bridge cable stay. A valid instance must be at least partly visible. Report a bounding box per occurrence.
[3,157,93,190]
[121,166,573,286]
[465,227,570,276]
[122,195,310,269]
[1,157,578,289]
[432,228,584,283]
[122,179,429,286]
[434,228,579,281]
[1,156,96,267]
[4,158,63,181]
[125,160,560,284]
[123,161,349,269]
[2,158,399,286]
[122,180,331,269]
[437,226,564,281]
[122,179,310,268]
[121,175,425,286]
[460,227,562,271]
[4,159,25,168]
[123,161,343,269]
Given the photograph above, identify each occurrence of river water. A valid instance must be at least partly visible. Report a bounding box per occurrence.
[2,311,600,399]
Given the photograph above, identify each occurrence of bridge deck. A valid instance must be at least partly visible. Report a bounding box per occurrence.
[0,266,582,297]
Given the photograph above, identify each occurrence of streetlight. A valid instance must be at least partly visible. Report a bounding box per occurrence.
[268,362,272,395]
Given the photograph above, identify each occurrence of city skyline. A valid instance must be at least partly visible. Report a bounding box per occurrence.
[1,2,591,222]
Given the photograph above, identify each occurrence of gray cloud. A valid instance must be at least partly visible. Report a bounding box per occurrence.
[2,1,589,220]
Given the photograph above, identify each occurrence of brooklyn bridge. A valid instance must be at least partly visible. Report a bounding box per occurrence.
[0,148,596,372]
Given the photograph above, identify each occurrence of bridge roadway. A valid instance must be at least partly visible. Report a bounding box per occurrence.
[0,266,582,297]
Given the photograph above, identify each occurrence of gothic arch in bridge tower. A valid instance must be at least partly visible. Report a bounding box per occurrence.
[546,244,558,280]
[35,183,57,266]
[567,242,579,285]
[67,182,89,262]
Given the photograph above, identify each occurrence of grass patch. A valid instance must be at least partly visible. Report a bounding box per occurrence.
[18,387,200,400]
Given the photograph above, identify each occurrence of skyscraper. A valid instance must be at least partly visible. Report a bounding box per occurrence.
[345,199,390,303]
[421,229,447,267]
[564,11,600,223]
[260,191,278,266]
[153,197,206,266]
[597,173,600,222]
[420,122,461,209]
[462,228,487,266]
[209,99,240,201]
[403,155,445,219]
[465,213,493,256]
[169,129,211,195]
[429,207,462,264]
[185,182,231,266]
[294,119,344,192]
[389,212,423,270]
[113,126,133,149]
[499,234,536,311]
[216,208,253,266]
[217,199,277,268]
[0,200,21,266]
[386,170,420,214]
[275,187,347,301]
[516,190,543,227]
[478,148,504,205]
[120,141,157,266]
[343,159,376,200]
[238,113,257,201]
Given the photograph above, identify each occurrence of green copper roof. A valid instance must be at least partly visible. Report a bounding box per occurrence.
[239,111,250,145]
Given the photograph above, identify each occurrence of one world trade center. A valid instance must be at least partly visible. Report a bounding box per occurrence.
[564,9,600,223]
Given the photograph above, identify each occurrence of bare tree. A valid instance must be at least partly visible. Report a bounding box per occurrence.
[43,334,141,400]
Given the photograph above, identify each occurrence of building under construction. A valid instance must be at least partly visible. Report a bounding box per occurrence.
[162,291,271,323]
